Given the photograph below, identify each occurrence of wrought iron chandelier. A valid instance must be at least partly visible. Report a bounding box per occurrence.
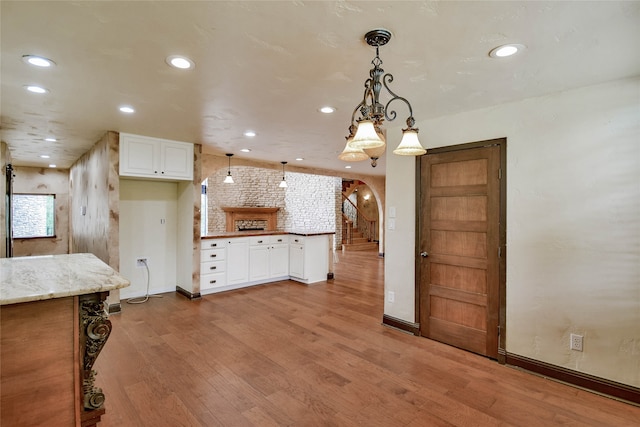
[339,29,426,166]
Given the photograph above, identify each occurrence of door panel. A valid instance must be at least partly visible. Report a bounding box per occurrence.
[419,145,500,358]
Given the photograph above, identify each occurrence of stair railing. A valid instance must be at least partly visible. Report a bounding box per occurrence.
[341,194,377,244]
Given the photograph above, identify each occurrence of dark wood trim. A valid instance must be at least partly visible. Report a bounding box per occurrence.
[506,353,640,405]
[414,157,421,325]
[382,314,420,336]
[415,138,507,362]
[106,303,121,314]
[176,286,201,300]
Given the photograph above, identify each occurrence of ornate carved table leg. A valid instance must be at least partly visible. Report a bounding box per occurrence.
[79,292,111,427]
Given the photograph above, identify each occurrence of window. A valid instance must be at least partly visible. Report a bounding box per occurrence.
[11,194,56,238]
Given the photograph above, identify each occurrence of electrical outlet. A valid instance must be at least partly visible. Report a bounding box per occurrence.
[570,333,583,352]
[136,257,148,267]
[387,291,395,303]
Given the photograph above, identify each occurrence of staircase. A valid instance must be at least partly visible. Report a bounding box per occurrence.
[342,227,378,252]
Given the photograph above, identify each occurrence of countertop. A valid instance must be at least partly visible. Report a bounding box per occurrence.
[202,230,335,239]
[0,253,130,305]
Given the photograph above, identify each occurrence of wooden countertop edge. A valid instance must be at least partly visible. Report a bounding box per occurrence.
[202,231,335,239]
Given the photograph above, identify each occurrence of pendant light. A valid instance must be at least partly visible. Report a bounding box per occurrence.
[341,28,426,161]
[279,161,288,188]
[223,153,234,184]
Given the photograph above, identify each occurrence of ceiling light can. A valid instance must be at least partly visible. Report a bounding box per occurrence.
[489,43,525,58]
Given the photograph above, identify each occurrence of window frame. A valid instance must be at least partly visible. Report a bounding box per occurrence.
[11,193,57,239]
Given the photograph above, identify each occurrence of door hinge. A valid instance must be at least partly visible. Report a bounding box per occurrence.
[498,247,502,258]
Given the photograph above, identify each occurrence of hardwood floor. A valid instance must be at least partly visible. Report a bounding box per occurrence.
[96,249,639,426]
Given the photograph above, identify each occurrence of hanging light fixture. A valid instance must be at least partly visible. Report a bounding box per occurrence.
[223,153,234,184]
[342,28,426,160]
[279,161,288,188]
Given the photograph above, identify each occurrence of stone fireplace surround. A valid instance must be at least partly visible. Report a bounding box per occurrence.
[221,207,279,232]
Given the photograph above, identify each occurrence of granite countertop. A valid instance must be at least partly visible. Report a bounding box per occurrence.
[202,230,335,239]
[0,253,130,305]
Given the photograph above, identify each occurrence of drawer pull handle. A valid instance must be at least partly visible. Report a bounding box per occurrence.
[277,239,282,242]
[211,243,217,247]
[210,254,217,258]
[210,280,216,284]
[258,240,263,243]
[210,266,216,270]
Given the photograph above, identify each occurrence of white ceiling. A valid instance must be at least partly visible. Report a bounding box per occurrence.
[2,1,639,177]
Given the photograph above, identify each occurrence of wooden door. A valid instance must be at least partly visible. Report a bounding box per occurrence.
[419,144,501,358]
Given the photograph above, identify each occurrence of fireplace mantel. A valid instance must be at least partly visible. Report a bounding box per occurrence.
[221,207,280,232]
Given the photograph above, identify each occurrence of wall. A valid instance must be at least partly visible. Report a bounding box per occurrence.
[69,131,121,304]
[385,77,640,388]
[12,167,69,256]
[204,166,340,236]
[119,179,178,299]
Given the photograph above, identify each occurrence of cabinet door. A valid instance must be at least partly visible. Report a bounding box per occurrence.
[160,141,193,180]
[289,244,304,279]
[249,245,269,281]
[227,239,249,285]
[269,244,289,278]
[120,134,159,176]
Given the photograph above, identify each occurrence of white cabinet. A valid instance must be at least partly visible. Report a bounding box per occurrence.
[200,233,330,294]
[249,237,270,281]
[269,235,289,279]
[250,235,289,281]
[200,239,226,294]
[119,133,193,181]
[289,235,329,284]
[226,237,249,285]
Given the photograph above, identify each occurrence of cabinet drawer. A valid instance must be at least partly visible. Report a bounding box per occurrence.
[290,236,305,244]
[269,235,289,244]
[201,248,225,262]
[249,236,270,246]
[201,272,226,289]
[201,259,225,273]
[202,239,226,249]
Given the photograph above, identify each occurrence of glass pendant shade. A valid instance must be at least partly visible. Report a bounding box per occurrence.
[363,143,386,159]
[279,179,288,188]
[223,173,234,184]
[350,120,385,149]
[339,138,369,162]
[393,129,426,156]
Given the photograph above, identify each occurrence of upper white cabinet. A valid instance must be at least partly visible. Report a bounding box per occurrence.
[119,133,193,181]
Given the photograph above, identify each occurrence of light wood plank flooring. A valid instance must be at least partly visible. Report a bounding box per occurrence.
[96,250,640,426]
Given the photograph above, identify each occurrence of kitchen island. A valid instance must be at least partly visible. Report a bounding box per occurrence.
[0,253,129,427]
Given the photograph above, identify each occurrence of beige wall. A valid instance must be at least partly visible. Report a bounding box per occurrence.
[69,131,121,306]
[385,77,640,388]
[12,167,69,256]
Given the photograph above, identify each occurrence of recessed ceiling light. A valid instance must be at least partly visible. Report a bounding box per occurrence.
[24,85,48,94]
[44,137,57,142]
[22,55,56,67]
[240,148,251,153]
[40,154,50,159]
[244,131,256,137]
[166,55,195,70]
[319,106,335,114]
[489,44,525,58]
[295,158,304,161]
[345,165,352,169]
[48,164,57,168]
[119,106,135,113]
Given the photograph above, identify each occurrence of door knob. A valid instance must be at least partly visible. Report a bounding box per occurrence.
[420,252,429,257]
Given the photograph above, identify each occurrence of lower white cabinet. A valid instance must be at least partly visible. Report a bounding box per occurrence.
[227,237,250,286]
[201,233,329,295]
[288,235,329,284]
